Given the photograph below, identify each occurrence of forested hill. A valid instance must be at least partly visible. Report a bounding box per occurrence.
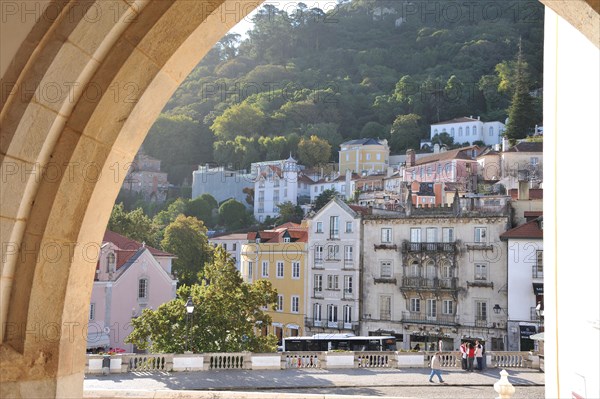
[143,0,544,184]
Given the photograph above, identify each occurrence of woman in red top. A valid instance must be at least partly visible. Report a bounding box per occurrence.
[467,342,475,371]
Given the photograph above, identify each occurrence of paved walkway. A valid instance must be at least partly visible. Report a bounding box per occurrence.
[84,368,544,398]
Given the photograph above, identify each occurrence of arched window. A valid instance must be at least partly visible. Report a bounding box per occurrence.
[410,261,420,277]
[489,126,494,136]
[466,126,470,136]
[458,127,463,136]
[434,129,439,135]
[425,261,436,279]
[473,125,477,135]
[450,128,455,137]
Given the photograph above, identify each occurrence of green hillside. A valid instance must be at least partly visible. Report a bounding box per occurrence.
[143,0,544,184]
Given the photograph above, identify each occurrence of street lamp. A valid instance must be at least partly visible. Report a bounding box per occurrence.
[185,296,194,353]
[493,304,507,314]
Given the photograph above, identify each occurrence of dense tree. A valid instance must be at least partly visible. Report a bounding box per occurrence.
[276,201,304,224]
[210,102,266,141]
[218,199,254,231]
[161,215,212,286]
[505,42,537,144]
[108,203,159,247]
[153,198,187,228]
[185,195,217,228]
[297,135,332,167]
[389,114,425,153]
[126,248,278,353]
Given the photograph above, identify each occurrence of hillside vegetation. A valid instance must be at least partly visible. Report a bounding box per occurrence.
[143,0,544,184]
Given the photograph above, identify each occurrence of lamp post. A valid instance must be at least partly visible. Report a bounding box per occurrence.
[185,296,194,353]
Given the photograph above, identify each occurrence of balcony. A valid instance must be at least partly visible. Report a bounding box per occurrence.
[342,289,354,300]
[475,318,488,328]
[343,260,354,269]
[374,243,398,251]
[313,259,324,269]
[373,277,397,285]
[305,318,323,328]
[400,277,457,290]
[401,312,459,326]
[532,265,543,279]
[313,289,324,299]
[401,241,457,253]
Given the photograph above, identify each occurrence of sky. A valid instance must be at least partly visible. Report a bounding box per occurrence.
[228,1,341,37]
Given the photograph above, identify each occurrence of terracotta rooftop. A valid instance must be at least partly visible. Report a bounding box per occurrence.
[431,117,479,125]
[247,223,308,243]
[412,145,481,166]
[505,142,543,153]
[500,217,543,240]
[103,230,174,257]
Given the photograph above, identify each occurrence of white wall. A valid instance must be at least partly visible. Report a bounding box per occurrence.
[507,239,543,321]
[544,8,600,399]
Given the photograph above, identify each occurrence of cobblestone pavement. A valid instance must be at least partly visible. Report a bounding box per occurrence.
[85,367,545,398]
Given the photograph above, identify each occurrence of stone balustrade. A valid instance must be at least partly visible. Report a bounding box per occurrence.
[85,351,539,374]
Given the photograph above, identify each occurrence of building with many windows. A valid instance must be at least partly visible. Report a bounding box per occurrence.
[208,233,247,271]
[360,194,511,351]
[500,215,544,351]
[305,198,365,336]
[240,223,308,343]
[338,138,389,174]
[89,231,177,352]
[430,116,506,146]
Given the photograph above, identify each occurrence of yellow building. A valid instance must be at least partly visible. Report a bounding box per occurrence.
[240,223,308,343]
[339,138,390,174]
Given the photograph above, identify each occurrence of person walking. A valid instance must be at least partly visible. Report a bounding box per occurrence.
[429,351,446,383]
[459,341,467,370]
[467,342,475,372]
[475,340,483,371]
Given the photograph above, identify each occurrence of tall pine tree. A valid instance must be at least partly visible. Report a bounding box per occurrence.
[505,39,536,144]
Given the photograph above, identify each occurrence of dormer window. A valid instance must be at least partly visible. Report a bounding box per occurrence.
[107,252,116,273]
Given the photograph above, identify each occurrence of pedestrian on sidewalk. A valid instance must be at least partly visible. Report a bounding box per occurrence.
[459,342,467,370]
[467,342,475,372]
[429,352,446,383]
[475,340,483,371]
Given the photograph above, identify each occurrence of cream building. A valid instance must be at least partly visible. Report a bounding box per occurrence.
[305,198,364,335]
[360,195,511,351]
[240,224,308,343]
[338,138,390,174]
[208,233,247,271]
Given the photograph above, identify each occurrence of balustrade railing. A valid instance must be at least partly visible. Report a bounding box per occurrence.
[208,353,248,370]
[126,354,170,371]
[285,352,320,369]
[356,352,392,368]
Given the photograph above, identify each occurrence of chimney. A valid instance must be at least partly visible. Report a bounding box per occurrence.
[518,180,530,200]
[406,149,416,167]
[477,116,481,121]
[433,143,440,154]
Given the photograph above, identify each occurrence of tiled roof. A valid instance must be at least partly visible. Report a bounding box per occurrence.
[103,230,174,257]
[505,142,543,153]
[509,189,543,200]
[209,233,248,240]
[431,117,479,125]
[248,223,308,243]
[412,146,481,166]
[500,218,543,240]
[341,138,383,146]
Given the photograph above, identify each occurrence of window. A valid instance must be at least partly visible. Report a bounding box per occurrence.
[381,228,392,243]
[292,262,300,279]
[450,127,455,137]
[425,261,436,279]
[344,246,353,263]
[343,305,352,323]
[233,243,237,251]
[344,276,353,294]
[330,216,339,239]
[376,153,381,161]
[107,252,115,273]
[366,153,371,160]
[327,275,339,290]
[536,250,543,273]
[276,261,284,278]
[410,228,421,243]
[283,236,290,243]
[473,125,477,135]
[313,303,322,321]
[466,126,470,136]
[291,296,299,313]
[273,190,279,203]
[346,153,349,161]
[315,221,323,233]
[380,261,392,278]
[410,298,421,312]
[475,263,488,280]
[459,127,463,136]
[443,300,454,315]
[315,245,324,262]
[327,305,338,323]
[409,261,420,277]
[426,299,437,318]
[489,126,494,136]
[314,275,323,293]
[345,221,353,233]
[138,278,148,300]
[474,227,487,243]
[442,227,454,243]
[441,264,452,278]
[259,180,265,188]
[258,190,264,201]
[531,157,539,166]
[274,178,280,187]
[380,296,392,320]
[223,243,227,250]
[327,245,339,260]
[89,303,95,321]
[277,295,283,312]
[426,227,437,243]
[476,300,488,321]
[247,261,253,279]
[261,261,269,277]
[284,188,288,197]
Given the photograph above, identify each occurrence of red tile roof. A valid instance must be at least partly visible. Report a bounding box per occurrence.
[103,230,174,257]
[248,223,308,243]
[412,146,481,166]
[509,189,543,200]
[500,218,543,240]
[431,117,479,125]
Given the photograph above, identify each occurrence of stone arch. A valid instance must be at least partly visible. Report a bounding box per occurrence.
[0,0,598,397]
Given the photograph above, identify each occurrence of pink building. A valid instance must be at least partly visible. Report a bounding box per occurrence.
[88,231,177,353]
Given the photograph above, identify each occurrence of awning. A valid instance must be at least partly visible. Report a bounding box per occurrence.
[533,283,544,295]
[530,332,545,341]
[86,332,110,349]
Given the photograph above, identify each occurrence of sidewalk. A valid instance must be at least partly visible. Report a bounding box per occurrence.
[84,367,544,398]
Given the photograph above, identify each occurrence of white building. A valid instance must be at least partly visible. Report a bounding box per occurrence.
[253,157,301,222]
[309,170,355,203]
[191,165,253,207]
[208,233,247,271]
[305,197,364,335]
[431,117,505,146]
[500,216,543,352]
[360,196,511,351]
